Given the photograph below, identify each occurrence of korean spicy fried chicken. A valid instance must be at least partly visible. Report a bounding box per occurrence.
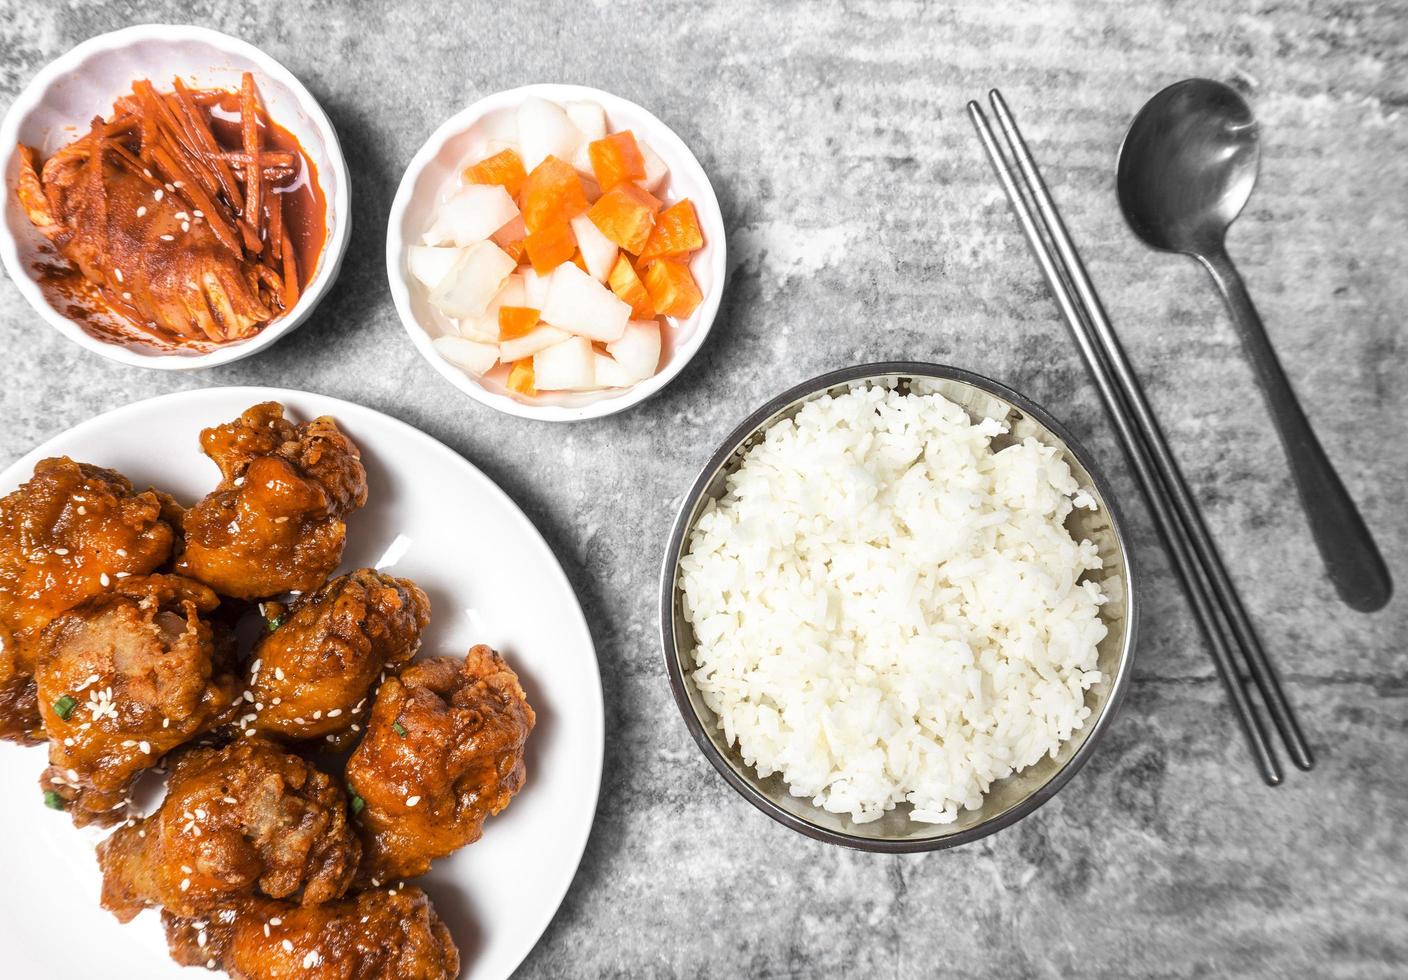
[0,457,176,742]
[239,569,430,748]
[347,646,535,882]
[98,737,360,922]
[175,402,367,599]
[34,574,239,826]
[163,887,459,980]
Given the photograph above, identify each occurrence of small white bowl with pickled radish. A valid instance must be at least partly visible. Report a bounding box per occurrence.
[387,84,726,422]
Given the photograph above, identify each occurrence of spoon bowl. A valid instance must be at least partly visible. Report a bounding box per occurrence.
[1117,79,1260,254]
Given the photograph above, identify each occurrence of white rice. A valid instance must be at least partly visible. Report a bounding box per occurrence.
[679,383,1109,824]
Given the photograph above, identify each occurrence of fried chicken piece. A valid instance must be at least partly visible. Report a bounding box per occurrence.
[346,647,535,882]
[238,569,430,749]
[174,403,367,600]
[98,737,360,922]
[162,887,459,980]
[0,457,176,742]
[34,574,238,826]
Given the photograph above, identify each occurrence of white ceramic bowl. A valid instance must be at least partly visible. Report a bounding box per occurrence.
[0,25,351,371]
[387,83,726,422]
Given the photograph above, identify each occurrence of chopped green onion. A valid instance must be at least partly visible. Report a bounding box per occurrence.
[53,695,77,720]
[267,615,284,632]
[43,790,64,811]
[350,794,365,815]
[392,721,407,738]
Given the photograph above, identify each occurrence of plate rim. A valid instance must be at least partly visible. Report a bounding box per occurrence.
[0,384,604,979]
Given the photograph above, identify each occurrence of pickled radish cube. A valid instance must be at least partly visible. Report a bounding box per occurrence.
[430,241,516,318]
[606,319,662,380]
[521,266,551,308]
[592,352,636,388]
[637,140,669,193]
[433,335,498,376]
[459,273,527,339]
[565,101,607,142]
[540,262,630,342]
[533,335,596,390]
[407,245,461,289]
[500,324,569,362]
[491,214,527,248]
[569,213,618,282]
[518,97,581,171]
[429,184,519,247]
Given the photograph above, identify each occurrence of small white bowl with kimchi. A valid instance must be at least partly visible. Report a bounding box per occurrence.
[0,25,350,370]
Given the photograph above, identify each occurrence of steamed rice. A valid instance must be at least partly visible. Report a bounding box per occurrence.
[679,383,1109,824]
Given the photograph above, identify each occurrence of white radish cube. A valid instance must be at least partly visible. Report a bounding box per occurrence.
[565,101,606,142]
[407,245,461,290]
[430,241,517,318]
[570,142,595,178]
[607,319,662,380]
[433,335,498,376]
[533,336,597,391]
[520,266,551,308]
[569,213,617,282]
[429,184,519,247]
[500,325,570,362]
[518,97,581,171]
[459,273,528,339]
[637,140,669,193]
[540,262,630,342]
[482,138,520,159]
[592,352,636,388]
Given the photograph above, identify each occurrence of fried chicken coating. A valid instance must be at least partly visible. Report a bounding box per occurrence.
[98,737,360,922]
[238,569,430,749]
[174,403,367,600]
[0,457,177,742]
[346,647,535,882]
[35,574,238,826]
[162,887,459,980]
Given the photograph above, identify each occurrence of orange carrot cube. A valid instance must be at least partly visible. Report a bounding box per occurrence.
[519,156,589,235]
[638,199,704,262]
[588,131,646,191]
[523,222,576,275]
[464,148,528,198]
[587,183,661,255]
[607,254,654,318]
[507,359,536,396]
[498,305,541,340]
[643,258,703,318]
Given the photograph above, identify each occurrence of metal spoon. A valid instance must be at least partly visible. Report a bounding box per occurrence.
[1117,78,1392,613]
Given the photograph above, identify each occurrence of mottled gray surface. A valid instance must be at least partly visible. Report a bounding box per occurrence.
[3,1,1407,977]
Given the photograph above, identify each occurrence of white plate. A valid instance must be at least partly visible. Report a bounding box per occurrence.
[387,83,727,422]
[0,25,352,370]
[0,387,602,979]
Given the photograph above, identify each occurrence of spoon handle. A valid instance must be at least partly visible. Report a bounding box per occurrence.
[1198,247,1392,612]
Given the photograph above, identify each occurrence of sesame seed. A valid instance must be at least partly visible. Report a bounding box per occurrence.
[100,573,110,586]
[153,189,164,201]
[270,917,282,926]
[139,740,150,754]
[77,505,86,515]
[327,709,341,717]
[63,737,74,746]
[121,739,135,747]
[281,940,293,953]
[250,659,261,675]
[162,717,170,728]
[114,269,123,282]
[274,668,285,681]
[115,571,130,578]
[182,221,190,232]
[264,923,270,937]
[193,209,204,217]
[293,717,305,725]
[271,697,282,706]
[122,292,132,301]
[181,865,193,874]
[197,930,207,947]
[66,768,79,782]
[179,878,190,892]
[311,710,321,720]
[405,795,420,807]
[137,829,145,838]
[206,960,215,969]
[143,169,152,178]
[164,183,175,192]
[243,691,254,702]
[194,808,206,820]
[116,548,127,557]
[159,234,174,241]
[303,950,321,968]
[273,516,288,524]
[223,796,237,804]
[173,180,183,188]
[350,724,360,732]
[54,547,68,555]
[174,211,188,220]
[136,206,147,217]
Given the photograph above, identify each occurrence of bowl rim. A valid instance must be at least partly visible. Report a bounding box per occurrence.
[384,82,727,423]
[658,360,1140,852]
[0,23,352,371]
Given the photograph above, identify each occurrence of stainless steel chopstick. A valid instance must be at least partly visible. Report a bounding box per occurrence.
[967,95,1297,784]
[983,90,1314,773]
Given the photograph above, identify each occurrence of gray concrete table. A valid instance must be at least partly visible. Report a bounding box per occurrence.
[3,2,1406,977]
